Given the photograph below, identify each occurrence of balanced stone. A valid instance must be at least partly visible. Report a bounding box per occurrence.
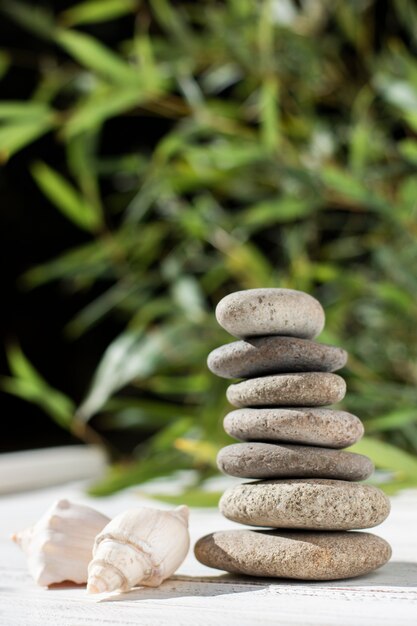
[195,529,392,580]
[220,479,390,530]
[207,336,347,379]
[217,443,373,481]
[215,288,325,339]
[226,373,346,407]
[223,408,364,448]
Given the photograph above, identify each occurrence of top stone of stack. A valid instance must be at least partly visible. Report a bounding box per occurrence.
[215,288,325,339]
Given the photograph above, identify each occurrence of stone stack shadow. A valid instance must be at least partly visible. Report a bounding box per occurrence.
[194,288,392,581]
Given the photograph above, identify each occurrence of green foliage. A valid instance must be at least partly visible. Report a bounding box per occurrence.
[0,344,74,429]
[0,102,54,162]
[31,162,102,231]
[54,29,139,84]
[145,489,222,508]
[2,0,417,497]
[351,437,417,483]
[60,0,140,27]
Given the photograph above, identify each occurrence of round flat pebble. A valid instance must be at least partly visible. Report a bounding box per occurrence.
[226,373,346,408]
[207,336,347,379]
[215,289,325,339]
[194,529,391,580]
[217,443,373,481]
[223,407,364,448]
[219,479,390,530]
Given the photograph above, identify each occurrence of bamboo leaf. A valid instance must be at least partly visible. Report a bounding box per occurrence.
[149,418,195,451]
[65,282,139,338]
[171,275,206,322]
[88,451,190,495]
[60,0,139,26]
[31,161,102,232]
[0,346,74,429]
[63,87,145,137]
[7,344,46,385]
[321,166,391,214]
[366,409,417,433]
[0,377,73,429]
[78,323,194,420]
[259,77,280,151]
[147,489,221,507]
[241,197,317,230]
[151,0,193,45]
[55,29,138,84]
[0,120,52,163]
[1,0,54,39]
[350,436,417,481]
[23,238,114,287]
[0,101,51,120]
[349,122,374,173]
[66,131,101,212]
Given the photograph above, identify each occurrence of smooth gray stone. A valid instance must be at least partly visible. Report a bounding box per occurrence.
[195,529,392,580]
[223,407,364,448]
[220,479,390,530]
[215,288,325,339]
[226,373,346,407]
[217,443,373,481]
[207,336,347,379]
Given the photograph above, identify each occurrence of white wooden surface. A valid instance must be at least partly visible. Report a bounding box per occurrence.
[0,466,416,625]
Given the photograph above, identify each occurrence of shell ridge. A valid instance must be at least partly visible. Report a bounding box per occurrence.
[97,534,164,579]
[89,559,128,589]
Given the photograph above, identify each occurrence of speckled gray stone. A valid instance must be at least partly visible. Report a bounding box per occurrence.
[226,373,346,407]
[215,289,325,339]
[223,407,364,448]
[217,443,373,481]
[194,529,391,580]
[207,336,347,379]
[220,479,390,530]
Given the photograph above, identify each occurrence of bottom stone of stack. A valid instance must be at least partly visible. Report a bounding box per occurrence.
[194,529,391,580]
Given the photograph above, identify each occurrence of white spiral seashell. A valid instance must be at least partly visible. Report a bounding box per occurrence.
[12,499,110,587]
[87,505,190,594]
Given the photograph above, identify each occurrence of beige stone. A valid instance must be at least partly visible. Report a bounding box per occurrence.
[220,479,390,530]
[215,289,325,339]
[223,407,364,448]
[194,529,392,580]
[226,373,346,407]
[217,443,373,481]
[207,336,347,379]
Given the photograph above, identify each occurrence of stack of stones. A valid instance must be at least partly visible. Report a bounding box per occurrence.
[195,288,392,581]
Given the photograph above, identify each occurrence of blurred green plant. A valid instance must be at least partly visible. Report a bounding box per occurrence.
[1,0,417,500]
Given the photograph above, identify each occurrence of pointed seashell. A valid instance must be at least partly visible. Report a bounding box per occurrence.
[87,505,190,594]
[12,499,110,587]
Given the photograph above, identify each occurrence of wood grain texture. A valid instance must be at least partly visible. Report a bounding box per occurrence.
[0,464,416,626]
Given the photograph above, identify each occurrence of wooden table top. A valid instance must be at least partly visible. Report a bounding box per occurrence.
[0,460,416,625]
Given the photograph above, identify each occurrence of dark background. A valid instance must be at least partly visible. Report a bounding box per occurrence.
[0,2,145,451]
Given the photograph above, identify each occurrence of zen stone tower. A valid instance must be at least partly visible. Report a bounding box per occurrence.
[195,288,391,580]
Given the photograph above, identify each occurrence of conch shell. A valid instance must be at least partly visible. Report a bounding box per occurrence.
[12,499,110,586]
[87,505,190,594]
